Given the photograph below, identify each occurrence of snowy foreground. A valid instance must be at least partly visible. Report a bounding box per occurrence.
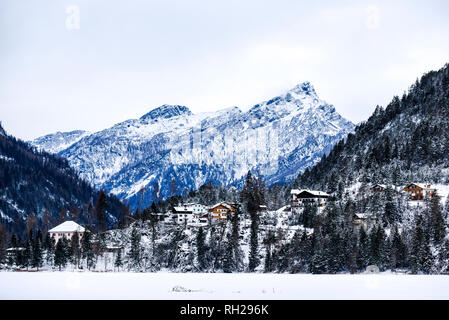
[1,272,449,300]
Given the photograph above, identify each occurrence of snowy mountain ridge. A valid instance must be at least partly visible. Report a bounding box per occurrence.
[30,130,90,154]
[30,82,355,208]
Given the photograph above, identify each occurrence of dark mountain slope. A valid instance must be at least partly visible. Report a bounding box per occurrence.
[0,123,127,235]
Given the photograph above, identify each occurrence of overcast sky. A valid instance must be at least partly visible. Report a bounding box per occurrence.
[1,0,449,140]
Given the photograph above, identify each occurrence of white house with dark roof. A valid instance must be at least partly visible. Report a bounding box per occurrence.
[172,205,194,224]
[48,221,86,243]
[291,189,330,207]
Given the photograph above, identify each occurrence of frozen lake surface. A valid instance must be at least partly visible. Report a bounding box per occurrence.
[1,272,449,300]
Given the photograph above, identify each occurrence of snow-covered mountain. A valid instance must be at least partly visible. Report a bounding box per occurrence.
[31,82,354,207]
[30,130,90,154]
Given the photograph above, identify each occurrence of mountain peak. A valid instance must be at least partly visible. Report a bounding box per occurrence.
[288,82,317,97]
[140,105,192,121]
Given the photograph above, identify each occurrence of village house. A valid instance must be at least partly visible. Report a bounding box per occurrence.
[291,189,330,207]
[208,202,238,220]
[371,184,402,194]
[403,183,436,200]
[183,202,208,215]
[352,213,376,230]
[172,205,194,224]
[48,220,86,243]
[371,184,387,192]
[6,247,25,260]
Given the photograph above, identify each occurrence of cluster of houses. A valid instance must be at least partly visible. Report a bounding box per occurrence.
[171,201,240,226]
[7,183,439,259]
[372,183,437,200]
[290,183,438,208]
[290,183,439,230]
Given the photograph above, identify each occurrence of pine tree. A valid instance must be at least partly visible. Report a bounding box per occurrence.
[81,231,95,270]
[310,218,327,274]
[263,229,276,273]
[222,234,233,273]
[383,186,399,226]
[410,214,433,274]
[23,236,32,270]
[62,236,72,267]
[150,201,157,213]
[129,226,141,271]
[428,193,446,244]
[114,249,123,271]
[357,227,370,271]
[0,223,7,265]
[248,214,260,271]
[196,227,206,271]
[439,239,449,274]
[299,204,317,228]
[71,232,81,268]
[45,235,56,265]
[7,234,17,267]
[13,235,24,267]
[54,238,67,271]
[95,190,108,233]
[230,208,243,271]
[389,225,401,270]
[31,231,42,271]
[241,171,262,271]
[369,225,386,269]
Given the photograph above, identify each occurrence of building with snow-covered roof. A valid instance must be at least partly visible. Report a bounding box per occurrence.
[352,213,376,230]
[291,189,330,207]
[371,184,387,192]
[403,183,436,200]
[371,184,402,193]
[48,221,86,243]
[208,202,238,220]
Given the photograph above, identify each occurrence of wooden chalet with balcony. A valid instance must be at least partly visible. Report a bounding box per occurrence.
[208,202,238,220]
[403,183,436,200]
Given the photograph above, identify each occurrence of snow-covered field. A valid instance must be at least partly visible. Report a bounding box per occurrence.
[1,272,449,300]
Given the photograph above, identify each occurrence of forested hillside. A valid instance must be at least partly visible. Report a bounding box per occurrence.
[0,123,127,236]
[293,63,449,192]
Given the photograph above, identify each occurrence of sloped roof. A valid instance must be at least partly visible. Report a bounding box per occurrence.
[292,189,329,197]
[173,206,193,213]
[208,202,234,210]
[405,183,435,190]
[48,221,85,233]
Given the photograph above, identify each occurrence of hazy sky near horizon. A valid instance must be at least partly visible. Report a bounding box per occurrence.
[1,0,449,140]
